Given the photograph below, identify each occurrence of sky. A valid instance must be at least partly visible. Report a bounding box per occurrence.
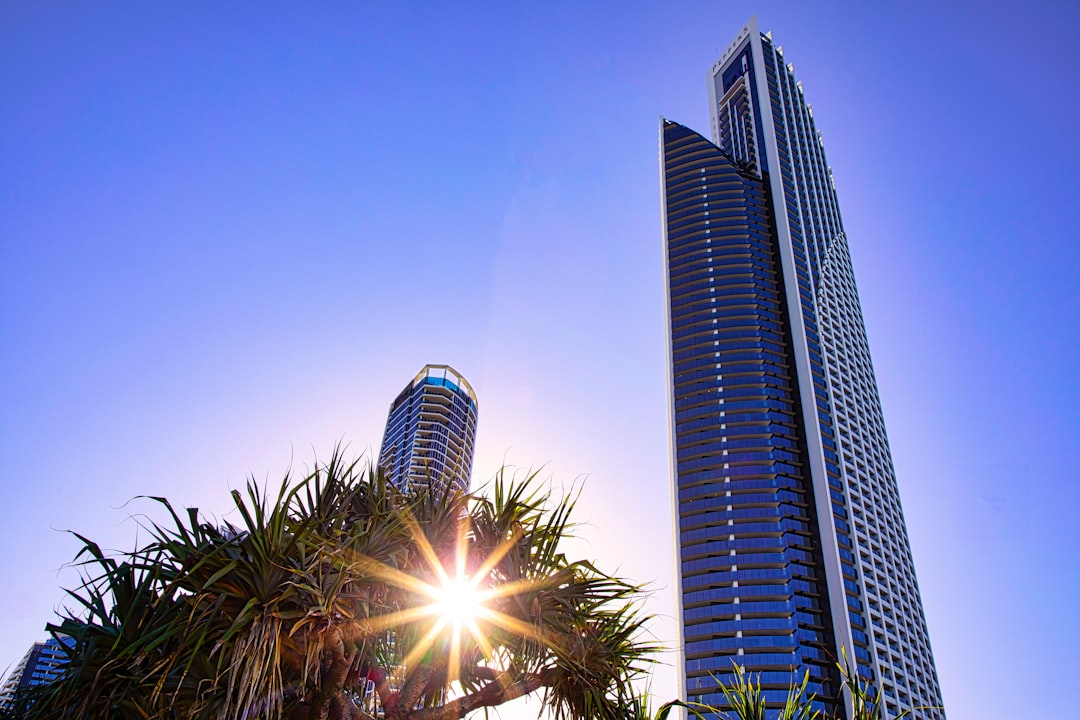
[1,1,1078,717]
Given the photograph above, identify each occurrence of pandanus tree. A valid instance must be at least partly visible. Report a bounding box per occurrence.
[25,452,654,720]
[714,664,820,720]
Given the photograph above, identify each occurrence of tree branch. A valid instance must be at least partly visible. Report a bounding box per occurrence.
[344,695,378,720]
[309,632,355,720]
[407,672,547,720]
[395,661,437,714]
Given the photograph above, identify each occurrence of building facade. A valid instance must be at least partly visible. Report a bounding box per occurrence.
[662,18,944,719]
[0,637,70,710]
[378,364,478,495]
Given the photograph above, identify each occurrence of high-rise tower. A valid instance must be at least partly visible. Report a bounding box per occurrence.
[378,364,478,495]
[0,637,70,710]
[661,18,944,719]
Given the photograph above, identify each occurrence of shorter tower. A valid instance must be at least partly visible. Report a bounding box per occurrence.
[0,637,70,710]
[378,364,478,494]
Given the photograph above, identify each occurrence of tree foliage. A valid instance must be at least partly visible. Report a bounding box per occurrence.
[25,452,655,720]
[714,664,819,720]
[834,649,935,720]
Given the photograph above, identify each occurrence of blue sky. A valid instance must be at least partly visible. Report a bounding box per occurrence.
[2,2,1078,717]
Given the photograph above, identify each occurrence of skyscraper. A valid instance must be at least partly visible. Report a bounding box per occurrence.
[378,364,479,495]
[661,17,944,719]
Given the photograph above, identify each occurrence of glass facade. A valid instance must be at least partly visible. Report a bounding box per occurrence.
[663,17,944,720]
[662,119,839,713]
[0,637,71,710]
[378,364,478,495]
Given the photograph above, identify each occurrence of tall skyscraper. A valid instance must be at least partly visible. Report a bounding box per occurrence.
[378,364,479,495]
[661,18,944,719]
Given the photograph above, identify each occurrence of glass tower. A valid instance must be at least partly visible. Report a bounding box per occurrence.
[0,637,71,710]
[378,364,478,495]
[662,17,944,719]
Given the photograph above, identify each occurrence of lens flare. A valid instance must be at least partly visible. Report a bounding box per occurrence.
[347,509,548,696]
[433,576,486,627]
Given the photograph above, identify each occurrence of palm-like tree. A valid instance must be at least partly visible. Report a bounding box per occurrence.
[713,663,819,720]
[835,650,936,720]
[26,451,655,720]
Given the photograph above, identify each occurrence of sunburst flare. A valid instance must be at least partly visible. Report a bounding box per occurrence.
[355,507,546,693]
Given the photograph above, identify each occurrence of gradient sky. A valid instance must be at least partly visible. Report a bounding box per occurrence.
[2,2,1078,718]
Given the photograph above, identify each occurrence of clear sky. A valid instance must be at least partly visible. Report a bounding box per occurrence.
[2,2,1078,718]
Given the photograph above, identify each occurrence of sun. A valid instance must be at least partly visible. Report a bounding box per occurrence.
[432,575,487,627]
[412,564,499,687]
[350,512,546,687]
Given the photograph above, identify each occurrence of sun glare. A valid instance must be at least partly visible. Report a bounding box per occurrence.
[434,576,485,626]
[357,513,546,686]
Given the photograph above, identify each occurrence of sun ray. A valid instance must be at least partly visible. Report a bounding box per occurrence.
[447,617,463,688]
[343,551,437,597]
[455,514,470,580]
[471,606,547,645]
[468,526,525,585]
[477,575,548,602]
[364,604,444,633]
[463,616,493,659]
[329,503,568,700]
[401,617,449,672]
[397,505,452,587]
